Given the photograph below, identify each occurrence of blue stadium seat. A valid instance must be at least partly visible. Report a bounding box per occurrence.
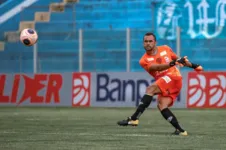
[75,1,151,11]
[35,22,76,32]
[50,12,75,21]
[38,31,79,40]
[75,10,151,20]
[37,41,79,52]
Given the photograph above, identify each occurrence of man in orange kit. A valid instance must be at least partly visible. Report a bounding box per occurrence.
[117,32,203,136]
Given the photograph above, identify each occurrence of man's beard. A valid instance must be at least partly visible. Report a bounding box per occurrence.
[145,46,153,51]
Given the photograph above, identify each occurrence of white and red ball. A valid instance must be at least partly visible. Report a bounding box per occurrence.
[20,28,38,46]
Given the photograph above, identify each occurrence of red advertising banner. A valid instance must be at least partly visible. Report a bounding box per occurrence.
[187,72,226,108]
[0,74,63,106]
[72,73,91,107]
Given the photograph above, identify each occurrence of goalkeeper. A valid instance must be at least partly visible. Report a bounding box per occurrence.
[117,32,203,136]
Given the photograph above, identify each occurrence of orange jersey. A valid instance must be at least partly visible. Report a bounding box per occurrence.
[139,45,181,80]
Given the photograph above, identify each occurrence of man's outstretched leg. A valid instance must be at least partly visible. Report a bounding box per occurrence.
[117,84,161,126]
[157,96,188,136]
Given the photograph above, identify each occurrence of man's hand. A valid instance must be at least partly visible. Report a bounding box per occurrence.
[169,56,187,67]
[175,56,189,67]
[175,56,204,72]
[194,65,203,71]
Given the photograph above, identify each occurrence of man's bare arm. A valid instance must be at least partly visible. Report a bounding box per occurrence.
[147,57,195,72]
[148,57,184,72]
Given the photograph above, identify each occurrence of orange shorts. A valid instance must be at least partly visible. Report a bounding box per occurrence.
[155,75,182,106]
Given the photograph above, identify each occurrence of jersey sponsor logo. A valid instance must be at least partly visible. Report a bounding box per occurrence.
[160,51,167,56]
[164,56,170,63]
[147,58,154,61]
[187,72,226,108]
[162,75,171,83]
[72,73,91,107]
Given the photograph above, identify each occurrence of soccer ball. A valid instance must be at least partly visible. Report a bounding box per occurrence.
[20,28,38,46]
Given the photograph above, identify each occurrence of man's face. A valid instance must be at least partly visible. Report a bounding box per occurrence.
[143,35,156,51]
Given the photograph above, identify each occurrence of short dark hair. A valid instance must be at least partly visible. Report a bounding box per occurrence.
[143,32,156,41]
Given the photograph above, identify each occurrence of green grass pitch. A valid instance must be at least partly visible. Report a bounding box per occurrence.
[0,107,226,150]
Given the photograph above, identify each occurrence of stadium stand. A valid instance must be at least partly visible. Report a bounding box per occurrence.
[0,0,225,73]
